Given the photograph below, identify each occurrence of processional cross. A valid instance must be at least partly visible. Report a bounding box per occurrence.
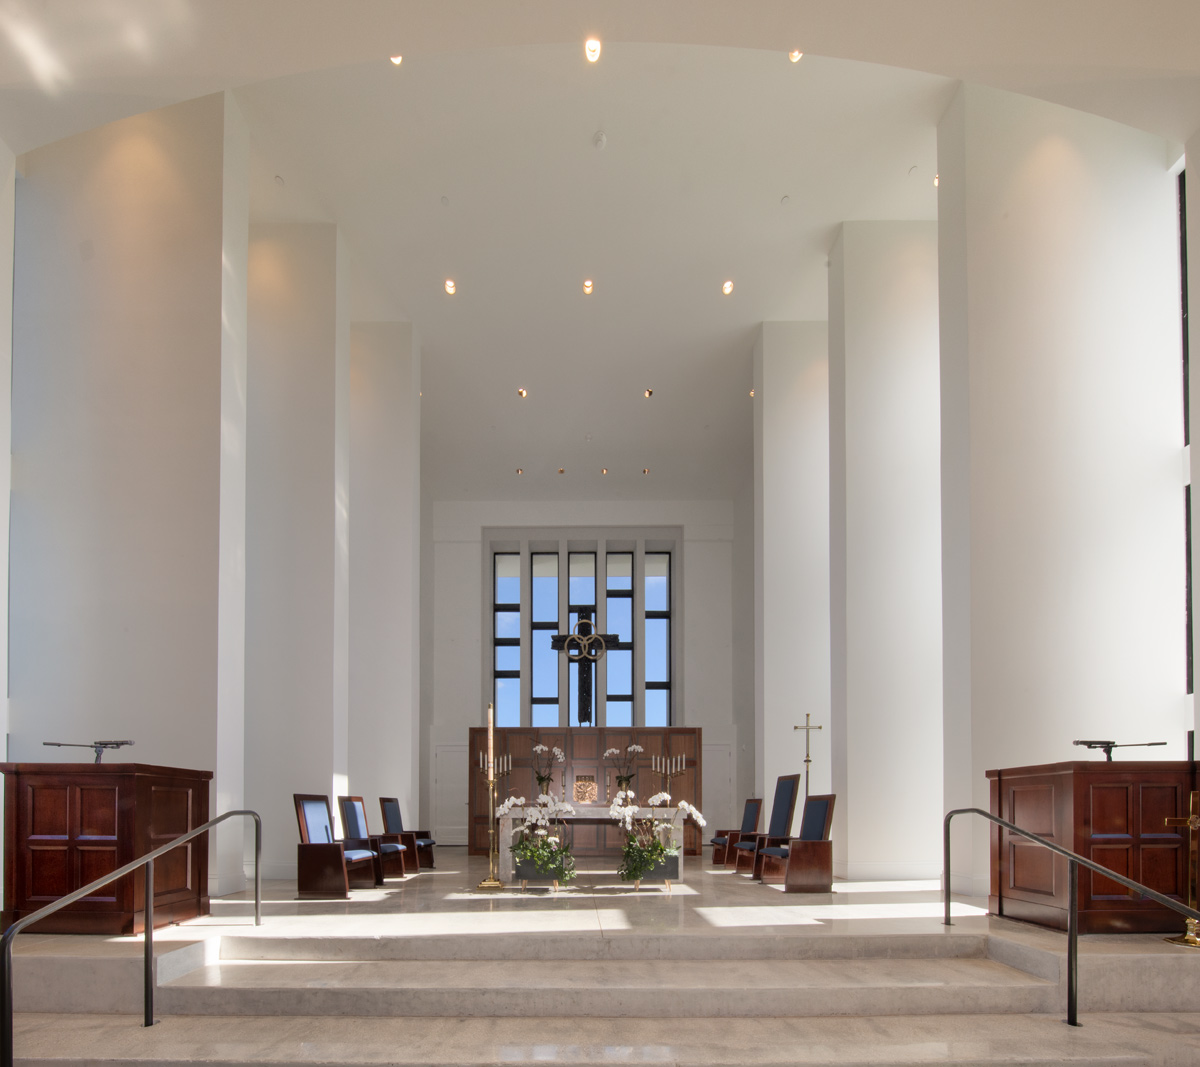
[793,714,822,798]
[550,610,620,725]
[1164,791,1200,948]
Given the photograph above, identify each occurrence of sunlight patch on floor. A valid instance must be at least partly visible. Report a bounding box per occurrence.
[694,900,986,927]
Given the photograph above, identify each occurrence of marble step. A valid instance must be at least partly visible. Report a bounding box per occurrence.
[157,956,1058,1018]
[217,929,991,962]
[13,1011,1200,1066]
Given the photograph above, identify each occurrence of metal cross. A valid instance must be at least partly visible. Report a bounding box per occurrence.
[549,610,619,725]
[793,713,822,798]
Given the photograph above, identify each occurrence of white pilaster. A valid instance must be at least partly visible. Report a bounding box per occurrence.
[938,84,1186,895]
[754,322,832,816]
[828,221,943,881]
[246,222,350,879]
[349,322,421,822]
[9,94,244,830]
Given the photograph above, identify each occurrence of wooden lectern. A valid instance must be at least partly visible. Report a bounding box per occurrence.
[988,760,1194,934]
[1,762,211,935]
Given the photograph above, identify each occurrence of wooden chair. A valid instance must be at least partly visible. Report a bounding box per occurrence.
[731,773,801,877]
[379,798,437,869]
[759,793,836,892]
[338,795,409,878]
[710,798,763,868]
[294,793,383,898]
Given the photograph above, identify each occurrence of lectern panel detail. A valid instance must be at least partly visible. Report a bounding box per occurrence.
[1140,784,1180,834]
[1010,786,1053,835]
[76,845,118,897]
[78,786,118,838]
[28,786,68,838]
[150,786,191,835]
[1141,843,1184,896]
[1089,845,1132,898]
[28,846,69,899]
[1010,844,1054,894]
[1091,784,1132,835]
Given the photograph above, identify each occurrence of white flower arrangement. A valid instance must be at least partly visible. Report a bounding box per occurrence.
[532,743,548,753]
[647,791,671,806]
[496,796,526,819]
[628,744,644,753]
[603,747,621,759]
[677,799,707,828]
[551,746,565,762]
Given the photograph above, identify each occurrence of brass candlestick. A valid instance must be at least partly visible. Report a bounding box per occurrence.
[476,752,511,890]
[654,755,687,796]
[1164,791,1200,948]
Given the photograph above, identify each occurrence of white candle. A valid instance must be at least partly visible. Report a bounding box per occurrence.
[487,702,494,778]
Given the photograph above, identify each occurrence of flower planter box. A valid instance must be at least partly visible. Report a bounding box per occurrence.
[629,853,679,888]
[514,859,562,889]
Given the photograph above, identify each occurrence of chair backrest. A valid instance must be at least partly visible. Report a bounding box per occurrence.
[379,797,404,834]
[797,793,836,841]
[739,797,763,835]
[294,794,336,844]
[766,774,801,838]
[338,796,371,839]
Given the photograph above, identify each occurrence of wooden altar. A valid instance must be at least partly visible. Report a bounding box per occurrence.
[469,727,702,856]
[1,762,211,934]
[987,760,1195,934]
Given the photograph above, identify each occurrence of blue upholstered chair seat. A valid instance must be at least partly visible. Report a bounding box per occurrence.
[415,837,435,847]
[343,848,375,863]
[380,842,406,854]
[710,835,729,846]
[733,839,757,850]
[759,845,789,858]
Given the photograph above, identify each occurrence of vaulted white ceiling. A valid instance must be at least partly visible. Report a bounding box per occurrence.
[0,1,1197,502]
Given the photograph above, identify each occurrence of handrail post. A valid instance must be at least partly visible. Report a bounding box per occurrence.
[943,811,953,926]
[143,858,154,1028]
[1067,859,1079,1026]
[1,934,12,1067]
[254,813,262,927]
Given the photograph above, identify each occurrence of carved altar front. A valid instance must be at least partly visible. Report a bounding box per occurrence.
[468,727,702,856]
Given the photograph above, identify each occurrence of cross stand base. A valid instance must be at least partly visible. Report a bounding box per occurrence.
[1164,917,1200,949]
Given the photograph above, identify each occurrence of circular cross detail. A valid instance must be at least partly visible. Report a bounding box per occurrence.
[564,619,606,663]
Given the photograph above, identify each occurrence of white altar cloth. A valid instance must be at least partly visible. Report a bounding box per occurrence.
[497,804,685,881]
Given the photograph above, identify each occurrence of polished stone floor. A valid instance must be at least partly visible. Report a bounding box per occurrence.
[9,848,1200,1066]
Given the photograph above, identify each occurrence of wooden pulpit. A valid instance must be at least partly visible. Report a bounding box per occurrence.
[1,762,211,934]
[988,760,1195,934]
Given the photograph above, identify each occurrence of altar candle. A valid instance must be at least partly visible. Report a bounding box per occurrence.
[487,702,494,778]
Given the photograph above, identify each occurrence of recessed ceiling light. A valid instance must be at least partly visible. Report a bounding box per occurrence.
[722,280,734,295]
[583,279,594,295]
[602,468,608,475]
[444,279,456,294]
[558,467,565,474]
[933,173,940,187]
[517,388,527,398]
[749,389,755,398]
[789,50,803,63]
[642,468,650,475]
[644,388,653,398]
[390,55,403,65]
[585,38,601,62]
[516,468,523,475]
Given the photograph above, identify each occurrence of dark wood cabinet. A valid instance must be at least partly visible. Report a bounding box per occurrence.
[469,727,702,856]
[987,760,1194,934]
[2,762,211,934]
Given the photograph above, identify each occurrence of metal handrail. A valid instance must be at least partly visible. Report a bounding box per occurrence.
[0,808,262,1067]
[944,806,1200,1026]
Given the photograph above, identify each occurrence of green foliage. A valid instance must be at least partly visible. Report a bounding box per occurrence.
[617,833,672,883]
[511,832,576,882]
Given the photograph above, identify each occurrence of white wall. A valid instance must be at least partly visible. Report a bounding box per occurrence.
[754,322,832,817]
[425,500,737,836]
[9,93,240,785]
[246,222,350,878]
[828,222,943,880]
[939,84,1187,894]
[349,322,421,823]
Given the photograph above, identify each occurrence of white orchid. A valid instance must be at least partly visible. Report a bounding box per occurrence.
[532,743,548,753]
[496,796,526,818]
[647,791,671,806]
[627,744,644,753]
[552,746,565,762]
[603,748,621,759]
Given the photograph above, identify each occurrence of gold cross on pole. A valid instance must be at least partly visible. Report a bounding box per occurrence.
[793,713,822,798]
[1164,790,1200,948]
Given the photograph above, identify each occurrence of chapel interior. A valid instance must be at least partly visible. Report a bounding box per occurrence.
[0,2,1199,1064]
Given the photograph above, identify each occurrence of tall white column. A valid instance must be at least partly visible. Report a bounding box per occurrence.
[246,223,350,878]
[753,322,831,812]
[10,93,250,890]
[939,84,1186,894]
[1188,129,1200,743]
[828,222,943,880]
[349,322,421,820]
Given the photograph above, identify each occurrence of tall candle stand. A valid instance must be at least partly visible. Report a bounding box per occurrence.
[476,752,511,890]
